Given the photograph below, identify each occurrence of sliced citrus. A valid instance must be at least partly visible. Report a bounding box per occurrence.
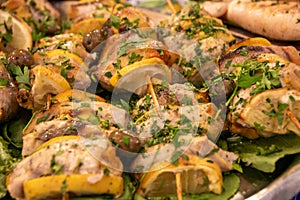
[110,57,170,87]
[256,53,290,64]
[23,174,124,200]
[33,49,86,69]
[226,37,272,53]
[137,154,223,197]
[0,10,32,50]
[35,135,81,152]
[68,18,107,36]
[53,89,105,103]
[31,65,71,109]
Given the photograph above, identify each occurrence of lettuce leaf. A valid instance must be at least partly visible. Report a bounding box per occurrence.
[0,136,19,198]
[228,134,300,173]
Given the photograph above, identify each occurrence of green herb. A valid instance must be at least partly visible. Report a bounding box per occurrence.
[0,78,8,88]
[61,179,68,197]
[88,114,100,125]
[263,103,289,125]
[289,95,296,102]
[65,125,77,133]
[254,122,266,131]
[138,0,166,8]
[122,135,130,146]
[81,102,91,108]
[104,71,112,78]
[128,52,143,65]
[100,119,110,129]
[170,150,182,166]
[110,15,121,29]
[240,49,248,56]
[0,18,13,46]
[93,13,104,18]
[121,18,140,31]
[50,155,64,174]
[60,65,74,80]
[113,59,122,69]
[225,59,282,106]
[103,168,110,175]
[36,113,50,124]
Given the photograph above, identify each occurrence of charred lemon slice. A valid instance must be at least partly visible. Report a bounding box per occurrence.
[226,37,272,53]
[109,58,172,96]
[33,49,86,68]
[53,89,105,103]
[110,57,171,85]
[36,135,81,152]
[137,154,223,198]
[256,53,290,64]
[0,10,32,50]
[23,174,124,200]
[68,18,107,36]
[31,65,71,109]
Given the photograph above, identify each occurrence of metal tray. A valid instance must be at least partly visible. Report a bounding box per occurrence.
[53,2,300,199]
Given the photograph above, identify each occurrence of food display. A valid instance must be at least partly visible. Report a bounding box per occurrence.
[1,0,300,200]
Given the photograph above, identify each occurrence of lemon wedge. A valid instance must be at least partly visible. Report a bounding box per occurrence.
[226,37,272,53]
[35,136,81,152]
[31,65,71,109]
[137,154,223,198]
[110,57,171,85]
[33,49,86,68]
[256,53,290,64]
[68,18,107,36]
[53,89,105,103]
[24,174,124,200]
[0,10,32,50]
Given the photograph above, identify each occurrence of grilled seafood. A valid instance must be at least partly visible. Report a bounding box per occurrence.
[22,91,129,156]
[219,41,300,138]
[225,0,300,41]
[2,0,300,199]
[7,136,123,199]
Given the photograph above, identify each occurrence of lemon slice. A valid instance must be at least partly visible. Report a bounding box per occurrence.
[137,154,223,198]
[33,49,86,68]
[24,174,124,200]
[31,65,71,109]
[53,89,105,103]
[110,57,171,88]
[256,53,290,64]
[226,37,272,53]
[0,10,32,50]
[36,135,80,152]
[68,18,107,36]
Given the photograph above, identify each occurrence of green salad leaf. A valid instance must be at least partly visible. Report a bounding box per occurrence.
[0,136,20,198]
[228,134,300,173]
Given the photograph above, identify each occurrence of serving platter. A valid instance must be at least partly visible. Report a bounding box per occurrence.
[1,0,300,199]
[54,2,300,199]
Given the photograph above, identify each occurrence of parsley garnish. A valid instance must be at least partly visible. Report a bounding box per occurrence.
[0,18,13,46]
[0,78,9,88]
[103,168,110,175]
[128,52,143,65]
[113,59,122,69]
[225,59,282,106]
[122,135,130,146]
[110,15,121,29]
[104,71,113,78]
[36,113,50,124]
[7,65,31,90]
